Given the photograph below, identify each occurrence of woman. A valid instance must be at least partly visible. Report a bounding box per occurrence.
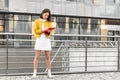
[33,8,53,78]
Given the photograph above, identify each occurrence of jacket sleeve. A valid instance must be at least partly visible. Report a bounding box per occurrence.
[34,20,42,34]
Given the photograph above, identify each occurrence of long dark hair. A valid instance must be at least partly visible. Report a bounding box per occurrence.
[40,8,51,22]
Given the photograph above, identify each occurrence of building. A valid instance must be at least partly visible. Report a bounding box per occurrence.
[0,0,120,41]
[0,0,120,74]
[0,0,120,17]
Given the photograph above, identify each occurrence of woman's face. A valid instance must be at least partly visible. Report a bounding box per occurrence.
[42,12,49,20]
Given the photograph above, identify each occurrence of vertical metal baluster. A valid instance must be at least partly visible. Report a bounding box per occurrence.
[85,36,87,71]
[6,34,8,74]
[117,38,120,71]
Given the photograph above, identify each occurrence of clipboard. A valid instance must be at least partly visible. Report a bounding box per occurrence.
[42,27,56,33]
[47,27,56,31]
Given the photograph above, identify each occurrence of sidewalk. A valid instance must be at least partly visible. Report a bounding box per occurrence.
[0,72,120,80]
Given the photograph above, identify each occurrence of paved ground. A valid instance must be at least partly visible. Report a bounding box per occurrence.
[0,72,120,80]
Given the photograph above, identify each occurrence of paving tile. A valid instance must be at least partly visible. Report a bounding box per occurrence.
[0,72,120,80]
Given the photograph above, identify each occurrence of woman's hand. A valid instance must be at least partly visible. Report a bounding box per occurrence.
[42,29,50,33]
[46,29,50,32]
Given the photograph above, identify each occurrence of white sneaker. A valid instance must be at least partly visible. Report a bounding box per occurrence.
[47,75,54,79]
[32,76,36,78]
[30,76,37,80]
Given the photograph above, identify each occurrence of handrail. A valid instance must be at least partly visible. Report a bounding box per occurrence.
[0,32,120,75]
[0,33,120,38]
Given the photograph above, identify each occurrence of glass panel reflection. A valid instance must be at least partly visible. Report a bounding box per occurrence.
[5,14,14,20]
[56,17,66,22]
[14,21,31,47]
[14,21,31,33]
[32,15,40,21]
[0,12,120,47]
[14,14,31,21]
[91,19,100,24]
[0,20,5,45]
[0,14,4,19]
[69,17,80,24]
[80,23,88,34]
[5,21,13,32]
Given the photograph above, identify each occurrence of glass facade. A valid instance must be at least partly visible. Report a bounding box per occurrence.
[0,12,120,44]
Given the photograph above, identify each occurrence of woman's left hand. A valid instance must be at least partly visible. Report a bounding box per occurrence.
[47,30,50,32]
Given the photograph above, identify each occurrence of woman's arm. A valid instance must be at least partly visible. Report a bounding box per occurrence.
[34,20,42,34]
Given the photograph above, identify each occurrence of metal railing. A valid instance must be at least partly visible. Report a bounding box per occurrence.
[0,33,120,75]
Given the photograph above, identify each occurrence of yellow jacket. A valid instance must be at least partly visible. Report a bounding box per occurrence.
[33,19,52,38]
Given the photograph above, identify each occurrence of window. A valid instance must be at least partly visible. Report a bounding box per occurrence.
[91,19,100,24]
[32,15,40,21]
[14,21,31,33]
[5,21,14,32]
[0,20,4,32]
[92,0,100,5]
[0,14,4,19]
[5,14,14,20]
[69,17,80,24]
[56,17,66,23]
[14,14,31,21]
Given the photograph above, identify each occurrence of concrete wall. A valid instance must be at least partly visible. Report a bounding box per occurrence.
[69,48,118,72]
[0,0,9,11]
[8,0,120,18]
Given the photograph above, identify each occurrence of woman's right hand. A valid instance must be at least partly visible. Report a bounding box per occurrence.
[42,29,49,33]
